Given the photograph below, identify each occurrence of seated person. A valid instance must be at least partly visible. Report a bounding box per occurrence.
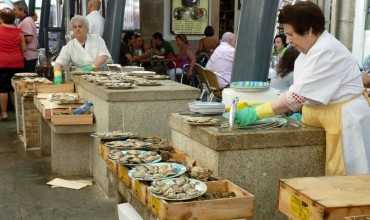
[54,15,111,84]
[272,34,288,57]
[167,34,196,82]
[120,31,135,66]
[197,25,219,57]
[205,32,236,89]
[270,46,299,92]
[151,32,175,58]
[126,33,150,67]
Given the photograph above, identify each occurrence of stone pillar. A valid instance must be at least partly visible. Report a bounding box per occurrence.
[232,0,280,82]
[140,0,164,40]
[331,0,355,50]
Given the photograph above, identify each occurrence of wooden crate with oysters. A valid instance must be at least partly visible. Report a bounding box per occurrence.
[95,130,255,219]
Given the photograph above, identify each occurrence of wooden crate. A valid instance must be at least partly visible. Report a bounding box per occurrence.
[106,158,118,174]
[131,178,150,205]
[50,109,93,125]
[345,215,370,220]
[118,164,131,188]
[99,143,109,160]
[14,90,23,135]
[15,80,52,95]
[36,82,74,93]
[278,176,370,220]
[21,95,40,151]
[147,179,254,220]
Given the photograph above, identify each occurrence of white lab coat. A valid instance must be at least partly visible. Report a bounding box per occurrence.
[55,34,111,68]
[290,31,370,175]
[86,10,105,37]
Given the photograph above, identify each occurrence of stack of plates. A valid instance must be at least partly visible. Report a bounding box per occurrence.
[188,101,225,115]
[230,81,270,92]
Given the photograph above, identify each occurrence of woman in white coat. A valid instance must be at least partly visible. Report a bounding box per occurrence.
[53,15,111,84]
[236,2,370,176]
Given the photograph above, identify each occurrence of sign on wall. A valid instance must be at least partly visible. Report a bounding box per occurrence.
[171,0,209,35]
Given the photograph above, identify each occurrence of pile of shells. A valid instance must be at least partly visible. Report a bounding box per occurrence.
[130,163,179,180]
[184,116,220,126]
[93,131,137,141]
[190,166,213,181]
[104,139,152,150]
[118,150,161,165]
[150,177,205,200]
[49,93,80,104]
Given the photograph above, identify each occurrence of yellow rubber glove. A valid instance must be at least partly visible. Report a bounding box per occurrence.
[235,102,275,126]
[226,101,264,112]
[255,102,275,118]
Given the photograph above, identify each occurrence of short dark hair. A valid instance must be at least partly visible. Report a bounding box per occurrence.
[278,1,325,36]
[152,32,164,41]
[204,26,214,37]
[0,8,16,24]
[276,46,300,77]
[274,34,287,48]
[13,0,29,15]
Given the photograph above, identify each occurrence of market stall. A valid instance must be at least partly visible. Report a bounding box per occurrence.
[95,131,255,220]
[169,113,326,220]
[71,71,199,196]
[34,92,95,176]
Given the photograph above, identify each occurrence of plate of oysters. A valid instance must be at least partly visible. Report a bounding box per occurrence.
[104,82,135,90]
[104,139,152,150]
[129,162,187,181]
[128,70,156,77]
[135,79,162,86]
[183,116,220,126]
[49,93,80,104]
[14,72,38,77]
[149,177,207,201]
[91,131,137,141]
[143,75,170,80]
[117,150,161,166]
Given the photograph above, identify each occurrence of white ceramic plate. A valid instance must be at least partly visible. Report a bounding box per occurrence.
[149,178,207,201]
[128,162,187,181]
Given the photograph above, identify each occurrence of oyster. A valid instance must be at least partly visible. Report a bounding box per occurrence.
[190,166,213,181]
[149,177,206,201]
[129,163,186,181]
[118,150,161,165]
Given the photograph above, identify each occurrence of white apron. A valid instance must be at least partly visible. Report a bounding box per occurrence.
[342,95,370,174]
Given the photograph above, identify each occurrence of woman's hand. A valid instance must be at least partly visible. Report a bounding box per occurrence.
[80,64,95,72]
[235,108,259,126]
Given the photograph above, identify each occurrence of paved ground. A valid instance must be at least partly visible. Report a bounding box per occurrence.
[0,113,118,220]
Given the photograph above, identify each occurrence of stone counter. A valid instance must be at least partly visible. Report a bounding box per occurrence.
[169,113,326,220]
[72,76,199,197]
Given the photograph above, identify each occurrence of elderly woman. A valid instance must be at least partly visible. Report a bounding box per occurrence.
[0,8,25,120]
[53,15,111,84]
[236,2,370,176]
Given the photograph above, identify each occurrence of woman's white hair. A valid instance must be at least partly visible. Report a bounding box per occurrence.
[70,15,89,32]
